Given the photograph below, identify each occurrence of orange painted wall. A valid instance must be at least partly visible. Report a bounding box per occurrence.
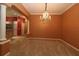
[62,4,79,49]
[29,15,62,38]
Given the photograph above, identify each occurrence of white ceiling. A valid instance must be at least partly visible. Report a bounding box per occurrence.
[22,3,75,15]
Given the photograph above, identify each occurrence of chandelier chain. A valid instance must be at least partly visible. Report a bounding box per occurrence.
[45,3,47,11]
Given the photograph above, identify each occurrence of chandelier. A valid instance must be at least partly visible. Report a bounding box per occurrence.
[40,3,51,21]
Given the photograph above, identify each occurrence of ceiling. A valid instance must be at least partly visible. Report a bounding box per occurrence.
[22,3,75,15]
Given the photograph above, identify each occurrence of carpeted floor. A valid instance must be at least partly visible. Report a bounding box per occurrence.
[9,37,79,56]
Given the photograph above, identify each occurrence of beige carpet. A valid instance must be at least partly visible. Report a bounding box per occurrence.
[9,37,79,56]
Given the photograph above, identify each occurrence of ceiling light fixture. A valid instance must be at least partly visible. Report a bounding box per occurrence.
[40,3,51,22]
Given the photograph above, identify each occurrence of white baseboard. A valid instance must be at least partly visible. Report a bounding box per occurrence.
[26,37,61,41]
[4,52,10,56]
[0,40,10,45]
[12,36,25,39]
[12,36,60,40]
[59,39,79,52]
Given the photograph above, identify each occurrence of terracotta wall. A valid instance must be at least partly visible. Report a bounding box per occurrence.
[0,41,10,56]
[62,4,79,49]
[29,15,62,38]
